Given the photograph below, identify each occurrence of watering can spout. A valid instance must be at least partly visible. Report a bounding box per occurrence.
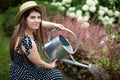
[61,59,88,68]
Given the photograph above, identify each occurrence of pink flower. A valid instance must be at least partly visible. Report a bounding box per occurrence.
[112,24,115,29]
[118,28,120,32]
[98,28,106,37]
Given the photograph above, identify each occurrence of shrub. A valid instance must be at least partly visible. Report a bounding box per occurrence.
[98,0,120,11]
[43,13,120,80]
[2,6,18,36]
[51,0,120,33]
[43,13,106,80]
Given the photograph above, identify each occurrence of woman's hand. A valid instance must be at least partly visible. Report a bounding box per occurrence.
[53,23,65,30]
[49,59,58,68]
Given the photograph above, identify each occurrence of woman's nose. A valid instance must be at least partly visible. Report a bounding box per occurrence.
[35,18,39,22]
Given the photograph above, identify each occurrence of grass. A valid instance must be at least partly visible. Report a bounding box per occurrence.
[0,34,10,80]
[0,14,10,80]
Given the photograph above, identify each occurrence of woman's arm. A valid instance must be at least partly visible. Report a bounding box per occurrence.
[42,20,65,29]
[21,39,57,69]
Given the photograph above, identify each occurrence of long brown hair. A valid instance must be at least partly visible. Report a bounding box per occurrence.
[9,7,44,61]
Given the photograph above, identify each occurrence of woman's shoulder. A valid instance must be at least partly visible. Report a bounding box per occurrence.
[22,33,34,41]
[21,33,36,48]
[21,33,32,45]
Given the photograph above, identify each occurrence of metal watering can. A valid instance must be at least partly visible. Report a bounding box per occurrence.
[44,28,105,80]
[44,28,78,61]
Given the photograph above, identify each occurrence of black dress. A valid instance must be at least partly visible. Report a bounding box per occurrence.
[9,33,62,80]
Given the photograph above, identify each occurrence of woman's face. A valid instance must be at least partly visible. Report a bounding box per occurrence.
[26,11,41,30]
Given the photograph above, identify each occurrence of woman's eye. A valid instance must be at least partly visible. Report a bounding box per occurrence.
[31,16,35,19]
[38,16,41,19]
[30,16,41,19]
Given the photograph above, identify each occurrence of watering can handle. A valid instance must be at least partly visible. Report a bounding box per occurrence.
[48,28,78,54]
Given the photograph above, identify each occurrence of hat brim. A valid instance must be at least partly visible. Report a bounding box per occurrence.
[16,5,46,23]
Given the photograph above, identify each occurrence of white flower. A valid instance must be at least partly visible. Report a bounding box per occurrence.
[85,12,90,16]
[98,9,105,16]
[76,10,82,15]
[107,10,114,16]
[110,17,115,22]
[76,13,82,18]
[86,0,95,7]
[58,6,66,11]
[103,7,108,13]
[99,6,108,13]
[68,7,76,12]
[54,2,62,7]
[66,11,70,16]
[98,15,104,21]
[77,16,83,22]
[81,21,90,28]
[99,6,103,10]
[104,36,109,41]
[83,16,90,22]
[102,16,110,25]
[68,12,76,18]
[94,0,99,5]
[65,4,71,7]
[51,2,56,6]
[103,21,109,26]
[89,6,96,13]
[104,16,109,21]
[82,4,89,11]
[108,17,115,25]
[62,0,72,4]
[112,34,116,39]
[114,11,120,17]
[100,40,105,45]
[108,19,113,25]
[76,14,82,18]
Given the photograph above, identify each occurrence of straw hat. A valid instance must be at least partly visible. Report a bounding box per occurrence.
[16,1,46,23]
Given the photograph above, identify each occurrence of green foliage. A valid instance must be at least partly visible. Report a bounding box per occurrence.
[98,0,120,10]
[94,48,120,79]
[2,6,18,36]
[0,35,10,80]
[37,1,60,17]
[1,1,60,36]
[71,0,85,7]
[0,14,10,80]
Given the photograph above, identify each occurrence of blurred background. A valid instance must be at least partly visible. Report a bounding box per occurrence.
[0,0,120,80]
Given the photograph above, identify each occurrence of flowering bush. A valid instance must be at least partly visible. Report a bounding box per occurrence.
[44,1,120,79]
[43,13,120,80]
[51,0,120,28]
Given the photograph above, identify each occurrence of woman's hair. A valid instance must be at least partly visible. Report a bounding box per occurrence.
[9,7,44,61]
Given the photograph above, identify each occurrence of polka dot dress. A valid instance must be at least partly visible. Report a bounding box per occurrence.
[9,33,62,80]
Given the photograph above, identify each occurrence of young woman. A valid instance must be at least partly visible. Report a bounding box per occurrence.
[9,1,64,80]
